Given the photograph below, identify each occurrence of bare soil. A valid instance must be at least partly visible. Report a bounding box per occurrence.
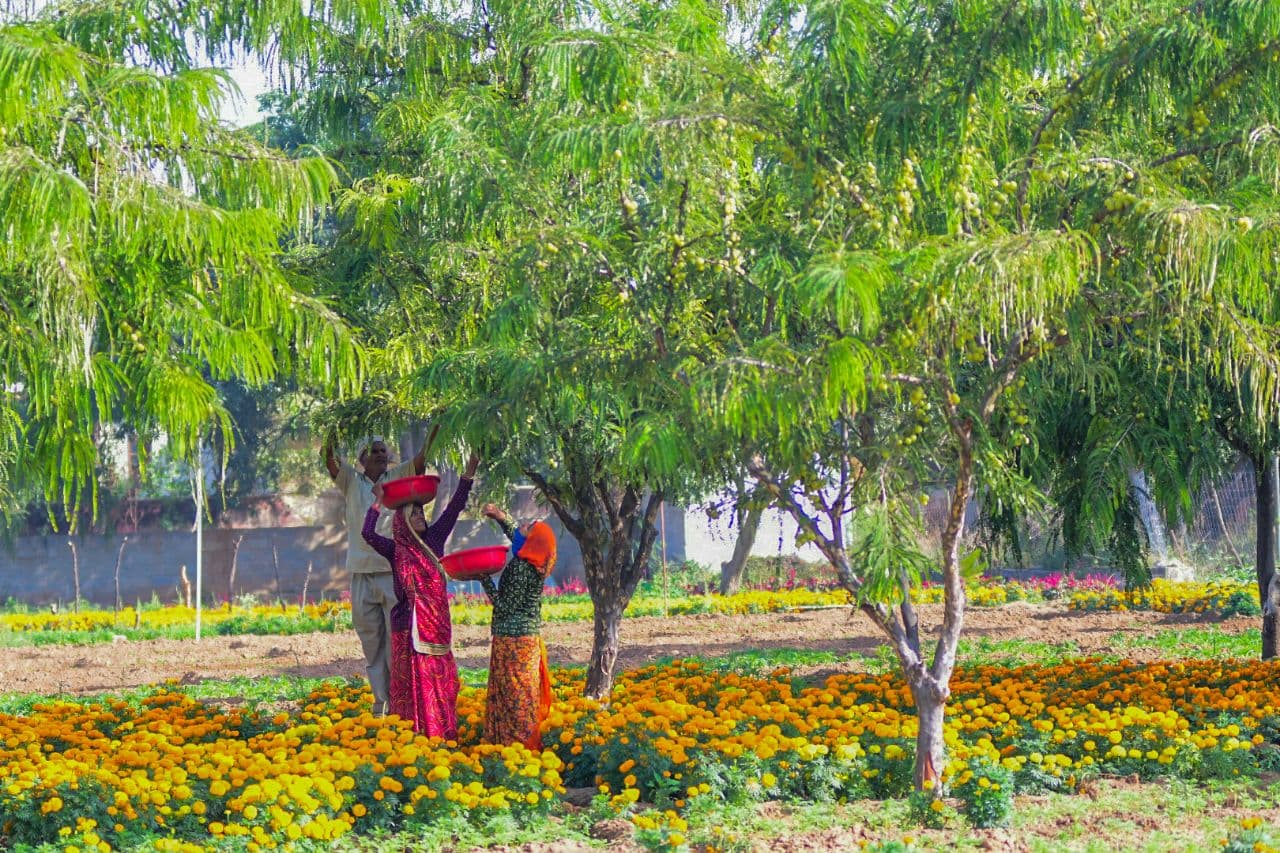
[3,601,1258,696]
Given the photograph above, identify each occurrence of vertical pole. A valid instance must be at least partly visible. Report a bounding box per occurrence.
[659,501,669,617]
[1273,454,1279,558]
[195,438,204,642]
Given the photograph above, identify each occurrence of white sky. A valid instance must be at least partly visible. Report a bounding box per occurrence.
[14,1,268,126]
[222,60,271,127]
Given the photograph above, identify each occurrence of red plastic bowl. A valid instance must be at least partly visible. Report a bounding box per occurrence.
[440,545,510,580]
[380,475,440,509]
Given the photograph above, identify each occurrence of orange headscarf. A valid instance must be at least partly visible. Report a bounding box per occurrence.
[516,521,557,577]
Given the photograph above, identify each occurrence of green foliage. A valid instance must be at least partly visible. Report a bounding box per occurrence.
[1193,743,1259,782]
[212,611,350,636]
[848,499,934,604]
[863,743,914,799]
[952,758,1013,829]
[261,0,806,695]
[1103,626,1263,661]
[1223,590,1263,618]
[956,636,1080,669]
[657,647,846,679]
[1224,826,1280,853]
[0,0,370,525]
[907,785,954,829]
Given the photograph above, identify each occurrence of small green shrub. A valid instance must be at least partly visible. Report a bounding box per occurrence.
[953,758,1013,828]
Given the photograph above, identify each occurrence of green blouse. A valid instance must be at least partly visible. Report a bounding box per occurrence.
[479,518,545,637]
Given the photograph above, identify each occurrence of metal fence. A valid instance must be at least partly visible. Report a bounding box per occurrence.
[1169,460,1266,574]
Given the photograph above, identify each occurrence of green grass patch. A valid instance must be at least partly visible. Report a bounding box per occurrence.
[0,670,496,714]
[322,810,600,852]
[0,673,357,717]
[651,647,851,677]
[957,635,1081,668]
[0,625,196,647]
[212,612,349,636]
[1105,626,1260,660]
[854,636,1081,673]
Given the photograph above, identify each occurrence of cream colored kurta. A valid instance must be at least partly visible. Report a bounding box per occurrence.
[334,459,415,574]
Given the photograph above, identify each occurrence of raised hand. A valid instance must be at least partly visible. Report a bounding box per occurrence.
[463,452,481,479]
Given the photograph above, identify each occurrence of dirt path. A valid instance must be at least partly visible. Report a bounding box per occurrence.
[3,602,1259,696]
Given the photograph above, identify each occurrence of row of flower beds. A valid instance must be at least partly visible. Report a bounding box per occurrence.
[3,656,1280,850]
[0,589,860,636]
[1065,579,1260,616]
[1,575,1261,640]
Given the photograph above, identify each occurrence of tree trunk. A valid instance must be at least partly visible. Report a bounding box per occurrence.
[1128,469,1168,561]
[67,541,80,614]
[299,561,313,614]
[911,681,947,791]
[582,534,643,699]
[1254,454,1279,659]
[227,535,244,610]
[579,505,660,698]
[585,600,623,698]
[720,505,763,595]
[915,420,973,792]
[113,537,129,619]
[526,461,663,700]
[271,541,286,613]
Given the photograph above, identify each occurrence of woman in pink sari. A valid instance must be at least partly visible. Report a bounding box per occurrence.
[363,455,477,738]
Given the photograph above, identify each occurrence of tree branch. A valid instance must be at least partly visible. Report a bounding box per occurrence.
[1149,133,1245,168]
[597,479,622,536]
[626,490,665,583]
[523,468,585,538]
[978,327,1069,422]
[748,453,855,586]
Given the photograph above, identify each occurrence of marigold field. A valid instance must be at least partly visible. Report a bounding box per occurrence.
[3,581,1278,851]
[5,649,1280,851]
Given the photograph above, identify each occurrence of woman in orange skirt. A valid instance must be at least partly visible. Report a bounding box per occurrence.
[478,503,555,750]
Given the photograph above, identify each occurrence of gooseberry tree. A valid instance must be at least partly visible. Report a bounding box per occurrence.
[1024,346,1280,655]
[697,0,1280,791]
[270,0,787,697]
[0,0,381,523]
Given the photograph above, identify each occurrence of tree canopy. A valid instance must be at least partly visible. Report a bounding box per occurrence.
[0,0,376,522]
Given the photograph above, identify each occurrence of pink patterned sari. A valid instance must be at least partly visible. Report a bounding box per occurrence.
[361,481,472,738]
[387,509,459,738]
[361,507,457,737]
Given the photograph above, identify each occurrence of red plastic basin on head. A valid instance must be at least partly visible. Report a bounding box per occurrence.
[440,545,509,580]
[380,475,441,509]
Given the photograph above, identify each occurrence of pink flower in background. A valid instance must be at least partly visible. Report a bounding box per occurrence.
[552,578,589,596]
